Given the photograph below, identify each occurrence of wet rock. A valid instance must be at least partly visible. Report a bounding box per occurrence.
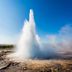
[0,60,10,70]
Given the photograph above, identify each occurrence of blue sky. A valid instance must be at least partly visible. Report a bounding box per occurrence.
[0,0,72,44]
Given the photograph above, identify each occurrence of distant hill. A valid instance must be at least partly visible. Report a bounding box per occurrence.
[0,44,14,49]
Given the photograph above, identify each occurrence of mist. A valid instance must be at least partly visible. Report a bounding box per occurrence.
[8,9,72,60]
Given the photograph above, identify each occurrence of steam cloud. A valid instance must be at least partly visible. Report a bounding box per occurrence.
[8,9,72,60]
[38,24,72,59]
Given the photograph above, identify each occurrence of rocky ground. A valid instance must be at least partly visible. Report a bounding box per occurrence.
[0,50,72,72]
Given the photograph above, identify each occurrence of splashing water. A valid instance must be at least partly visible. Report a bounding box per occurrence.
[15,9,38,58]
[7,9,40,60]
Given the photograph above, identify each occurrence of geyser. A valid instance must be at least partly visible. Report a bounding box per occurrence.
[15,9,39,58]
[8,9,40,60]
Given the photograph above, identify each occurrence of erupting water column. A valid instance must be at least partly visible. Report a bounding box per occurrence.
[8,9,40,60]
